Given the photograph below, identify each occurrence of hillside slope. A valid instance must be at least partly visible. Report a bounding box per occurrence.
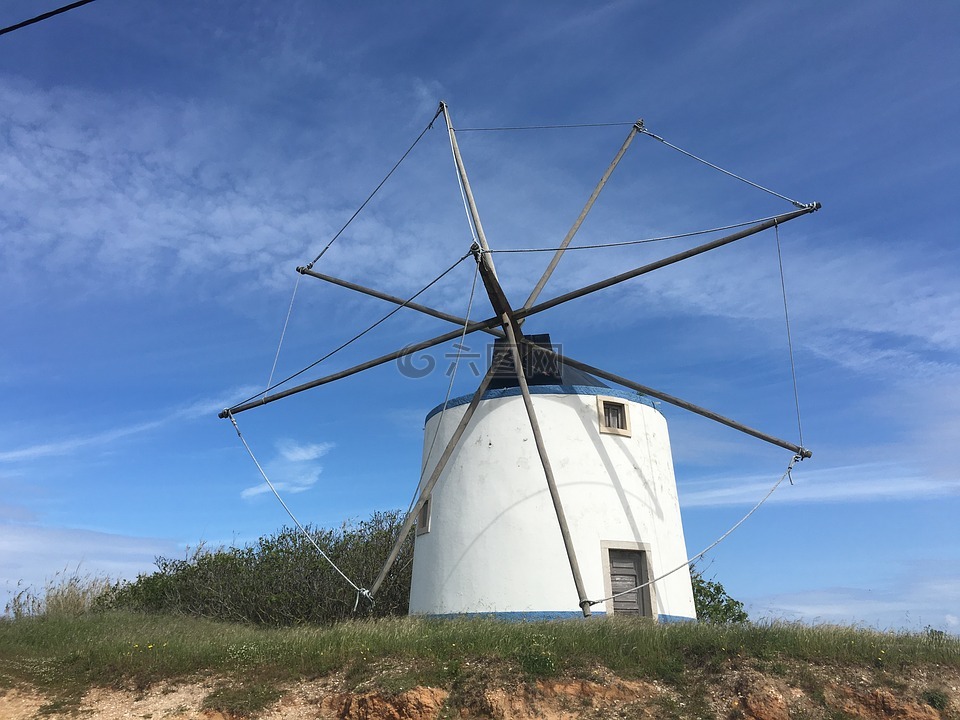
[2,658,957,720]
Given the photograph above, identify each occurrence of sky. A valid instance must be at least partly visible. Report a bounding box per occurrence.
[1,1,958,631]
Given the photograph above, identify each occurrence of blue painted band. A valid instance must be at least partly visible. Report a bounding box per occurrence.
[411,611,697,623]
[415,610,606,622]
[425,385,657,423]
[657,614,697,623]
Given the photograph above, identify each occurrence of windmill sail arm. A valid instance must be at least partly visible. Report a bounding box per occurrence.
[523,341,811,459]
[296,206,821,347]
[518,203,820,321]
[297,266,505,338]
[219,316,500,418]
[521,120,642,313]
[369,362,499,597]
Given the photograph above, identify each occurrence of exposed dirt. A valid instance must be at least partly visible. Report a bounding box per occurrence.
[1,661,957,720]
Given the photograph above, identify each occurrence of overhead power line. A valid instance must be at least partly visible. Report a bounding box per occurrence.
[0,0,98,38]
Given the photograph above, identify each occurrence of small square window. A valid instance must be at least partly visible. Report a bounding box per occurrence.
[597,396,631,437]
[416,495,431,535]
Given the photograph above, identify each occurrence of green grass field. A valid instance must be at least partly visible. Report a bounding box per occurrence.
[2,610,958,716]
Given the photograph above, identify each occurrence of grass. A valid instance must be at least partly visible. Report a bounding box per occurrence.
[2,612,958,703]
[5,569,112,621]
[2,564,957,716]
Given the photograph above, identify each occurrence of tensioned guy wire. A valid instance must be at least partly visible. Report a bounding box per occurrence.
[444,119,808,208]
[264,273,302,396]
[639,126,808,209]
[457,121,636,132]
[227,412,371,605]
[487,213,791,254]
[589,454,801,607]
[0,0,97,37]
[775,222,805,449]
[229,252,472,412]
[304,106,443,270]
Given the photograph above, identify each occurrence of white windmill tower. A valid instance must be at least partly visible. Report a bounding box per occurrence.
[222,101,818,620]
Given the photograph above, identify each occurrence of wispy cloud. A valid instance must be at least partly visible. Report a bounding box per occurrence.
[0,386,257,464]
[0,420,163,464]
[748,575,960,633]
[0,523,180,612]
[240,438,334,499]
[0,78,443,306]
[680,461,960,508]
[276,440,333,462]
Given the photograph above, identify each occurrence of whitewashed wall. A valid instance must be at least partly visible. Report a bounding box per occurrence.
[408,388,697,621]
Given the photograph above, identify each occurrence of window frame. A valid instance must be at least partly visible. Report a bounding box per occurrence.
[415,495,431,536]
[597,395,632,437]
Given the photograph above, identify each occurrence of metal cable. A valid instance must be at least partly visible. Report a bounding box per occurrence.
[0,0,97,37]
[589,454,801,607]
[775,223,805,449]
[487,213,790,254]
[229,252,471,412]
[456,121,635,132]
[227,412,372,605]
[264,273,302,396]
[639,127,808,209]
[304,106,444,270]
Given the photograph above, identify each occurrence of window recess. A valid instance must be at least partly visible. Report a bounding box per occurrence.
[597,396,631,437]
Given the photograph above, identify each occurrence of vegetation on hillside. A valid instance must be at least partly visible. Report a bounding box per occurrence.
[95,510,412,625]
[35,510,745,627]
[690,566,749,624]
[2,512,958,717]
[1,612,958,717]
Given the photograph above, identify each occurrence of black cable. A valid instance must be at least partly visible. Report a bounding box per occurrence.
[487,213,789,253]
[457,121,635,132]
[0,0,98,37]
[229,250,472,411]
[305,105,444,269]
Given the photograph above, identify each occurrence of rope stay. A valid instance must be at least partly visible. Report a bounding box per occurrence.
[218,105,820,612]
[304,105,444,270]
[438,117,809,210]
[588,453,801,608]
[264,273,302,397]
[226,411,372,607]
[638,123,811,209]
[487,212,797,254]
[775,222,805,449]
[227,252,472,413]
[456,121,636,132]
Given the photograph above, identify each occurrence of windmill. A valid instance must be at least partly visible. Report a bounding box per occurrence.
[221,101,819,620]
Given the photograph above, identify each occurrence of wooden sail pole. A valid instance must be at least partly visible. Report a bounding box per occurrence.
[441,102,496,273]
[520,203,819,320]
[445,104,592,614]
[529,343,811,459]
[289,206,817,457]
[219,316,502,417]
[468,234,592,614]
[521,120,642,313]
[369,358,500,597]
[293,203,819,362]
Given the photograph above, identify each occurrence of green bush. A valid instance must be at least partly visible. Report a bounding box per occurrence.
[690,566,748,624]
[99,510,413,626]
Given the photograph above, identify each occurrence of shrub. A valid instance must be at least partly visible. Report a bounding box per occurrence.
[690,566,748,624]
[99,510,413,625]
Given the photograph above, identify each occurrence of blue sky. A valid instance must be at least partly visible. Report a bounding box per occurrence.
[1,1,958,630]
